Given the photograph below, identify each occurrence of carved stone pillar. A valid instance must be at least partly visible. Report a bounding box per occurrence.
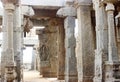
[36,28,51,77]
[1,0,18,82]
[103,0,120,82]
[92,0,108,82]
[47,19,59,77]
[75,1,95,82]
[115,7,120,60]
[57,2,78,82]
[37,22,58,77]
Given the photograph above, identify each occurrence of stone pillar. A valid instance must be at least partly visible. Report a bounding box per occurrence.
[13,1,22,81]
[47,19,59,77]
[57,2,78,82]
[115,7,120,59]
[92,0,108,82]
[105,1,118,62]
[1,0,18,82]
[57,19,65,80]
[104,1,120,82]
[75,1,95,82]
[36,28,51,77]
[37,23,58,77]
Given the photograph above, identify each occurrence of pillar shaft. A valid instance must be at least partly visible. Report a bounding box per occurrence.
[37,21,58,77]
[76,5,95,82]
[1,1,17,81]
[93,1,108,82]
[13,2,22,81]
[37,28,51,77]
[57,20,65,80]
[106,3,118,61]
[104,2,120,82]
[47,20,58,77]
[64,16,78,82]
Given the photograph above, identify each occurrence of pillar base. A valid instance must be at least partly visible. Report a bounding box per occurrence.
[105,61,120,82]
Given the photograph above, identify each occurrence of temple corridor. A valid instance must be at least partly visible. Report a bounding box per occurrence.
[1,0,120,82]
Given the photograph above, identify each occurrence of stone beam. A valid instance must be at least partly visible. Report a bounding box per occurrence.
[31,19,49,27]
[32,9,58,19]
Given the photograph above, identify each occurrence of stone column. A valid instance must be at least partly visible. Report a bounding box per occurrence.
[115,7,120,59]
[92,0,108,82]
[104,1,120,82]
[105,1,118,61]
[37,23,58,77]
[47,19,59,77]
[36,28,51,77]
[1,0,18,82]
[13,1,22,81]
[57,19,65,80]
[75,1,95,82]
[57,2,78,82]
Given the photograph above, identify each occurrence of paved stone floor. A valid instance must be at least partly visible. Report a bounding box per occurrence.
[24,70,65,82]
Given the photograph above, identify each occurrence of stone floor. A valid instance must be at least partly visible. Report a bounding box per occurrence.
[24,70,65,82]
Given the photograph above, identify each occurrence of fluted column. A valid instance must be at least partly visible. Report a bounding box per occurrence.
[92,0,108,82]
[57,2,78,82]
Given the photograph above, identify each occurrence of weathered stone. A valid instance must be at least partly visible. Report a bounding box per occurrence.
[57,3,78,82]
[1,1,17,82]
[57,6,76,18]
[92,1,108,82]
[13,3,23,82]
[76,4,95,82]
[57,19,65,80]
[37,19,59,77]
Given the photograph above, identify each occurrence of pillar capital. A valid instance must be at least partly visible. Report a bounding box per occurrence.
[57,6,76,18]
[106,3,115,11]
[4,3,15,10]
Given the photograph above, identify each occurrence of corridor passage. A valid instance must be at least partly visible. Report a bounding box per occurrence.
[24,70,64,82]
